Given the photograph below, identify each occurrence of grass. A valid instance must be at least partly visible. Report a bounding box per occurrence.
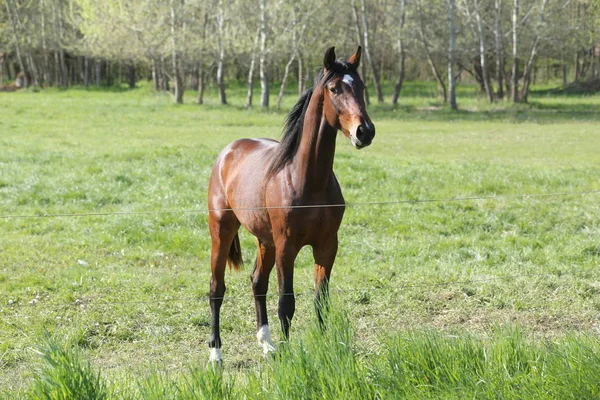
[1,80,599,398]
[25,312,600,399]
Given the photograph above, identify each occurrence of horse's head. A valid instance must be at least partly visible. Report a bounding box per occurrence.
[321,46,375,149]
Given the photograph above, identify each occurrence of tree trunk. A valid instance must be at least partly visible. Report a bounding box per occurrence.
[360,0,384,103]
[160,57,169,91]
[297,55,304,95]
[152,59,159,90]
[351,4,370,105]
[5,0,28,87]
[494,0,505,99]
[519,0,548,103]
[216,0,227,105]
[127,63,135,89]
[448,0,458,110]
[50,0,68,87]
[95,60,101,86]
[170,0,183,104]
[40,0,50,86]
[561,55,567,85]
[259,0,269,108]
[84,57,89,89]
[198,11,208,105]
[197,61,205,104]
[418,0,447,102]
[474,0,494,102]
[9,0,39,87]
[511,0,519,102]
[392,0,407,105]
[277,53,296,109]
[246,29,260,108]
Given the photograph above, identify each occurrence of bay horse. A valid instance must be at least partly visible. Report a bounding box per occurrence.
[207,46,375,362]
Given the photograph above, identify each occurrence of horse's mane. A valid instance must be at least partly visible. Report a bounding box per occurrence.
[267,60,355,177]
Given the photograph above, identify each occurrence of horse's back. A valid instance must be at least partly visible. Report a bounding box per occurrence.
[212,138,277,178]
[208,138,278,240]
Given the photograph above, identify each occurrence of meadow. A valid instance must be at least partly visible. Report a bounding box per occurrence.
[1,81,600,398]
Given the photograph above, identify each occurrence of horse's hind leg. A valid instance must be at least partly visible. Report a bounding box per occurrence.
[251,239,276,356]
[207,209,240,362]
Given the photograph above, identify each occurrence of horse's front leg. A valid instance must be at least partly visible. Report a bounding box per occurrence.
[275,241,300,339]
[251,239,276,356]
[312,234,338,327]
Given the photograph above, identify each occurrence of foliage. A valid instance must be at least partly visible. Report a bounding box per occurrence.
[1,0,599,102]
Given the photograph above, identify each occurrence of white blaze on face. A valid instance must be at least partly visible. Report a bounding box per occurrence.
[342,74,354,87]
[257,325,277,355]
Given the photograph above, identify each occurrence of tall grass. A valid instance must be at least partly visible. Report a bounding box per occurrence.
[30,334,109,400]
[27,310,600,399]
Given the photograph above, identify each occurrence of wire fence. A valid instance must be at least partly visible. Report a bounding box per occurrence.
[1,189,599,220]
[1,189,599,313]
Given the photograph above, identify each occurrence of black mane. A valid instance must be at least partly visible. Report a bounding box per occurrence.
[267,59,356,177]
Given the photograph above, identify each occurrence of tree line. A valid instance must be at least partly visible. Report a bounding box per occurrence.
[1,0,599,108]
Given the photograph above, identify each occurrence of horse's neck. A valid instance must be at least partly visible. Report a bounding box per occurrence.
[293,89,338,193]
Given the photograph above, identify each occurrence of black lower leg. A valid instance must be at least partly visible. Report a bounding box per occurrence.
[278,280,295,338]
[208,285,225,349]
[315,281,330,329]
[252,267,269,329]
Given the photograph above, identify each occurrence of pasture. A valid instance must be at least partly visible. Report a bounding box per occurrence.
[1,83,600,398]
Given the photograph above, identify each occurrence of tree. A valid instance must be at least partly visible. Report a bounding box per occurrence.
[448,0,458,109]
[359,0,384,103]
[392,0,407,105]
[417,0,448,102]
[511,0,519,102]
[473,0,494,102]
[494,0,505,99]
[4,0,28,87]
[259,0,269,108]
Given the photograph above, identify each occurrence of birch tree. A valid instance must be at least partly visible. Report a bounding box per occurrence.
[448,0,458,109]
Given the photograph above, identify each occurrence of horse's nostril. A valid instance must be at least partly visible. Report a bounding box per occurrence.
[356,125,374,144]
[356,126,364,141]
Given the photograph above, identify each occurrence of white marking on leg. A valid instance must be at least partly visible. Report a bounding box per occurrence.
[257,325,276,355]
[209,347,222,362]
[342,74,354,87]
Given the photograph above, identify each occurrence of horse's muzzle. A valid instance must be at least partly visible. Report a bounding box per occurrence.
[352,123,375,149]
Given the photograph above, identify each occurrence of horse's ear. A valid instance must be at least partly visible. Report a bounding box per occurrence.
[323,46,336,71]
[348,46,362,69]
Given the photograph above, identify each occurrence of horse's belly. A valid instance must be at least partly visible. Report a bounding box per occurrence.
[236,209,275,245]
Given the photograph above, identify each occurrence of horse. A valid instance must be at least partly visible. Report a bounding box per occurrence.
[207,46,375,362]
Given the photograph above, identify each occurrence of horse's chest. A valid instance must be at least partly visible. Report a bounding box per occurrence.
[287,202,344,244]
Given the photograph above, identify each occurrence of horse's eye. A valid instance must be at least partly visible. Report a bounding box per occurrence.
[329,86,339,95]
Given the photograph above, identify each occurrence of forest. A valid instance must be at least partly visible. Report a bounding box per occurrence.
[1,0,599,107]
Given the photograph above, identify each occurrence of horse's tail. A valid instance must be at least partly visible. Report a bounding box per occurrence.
[227,233,243,271]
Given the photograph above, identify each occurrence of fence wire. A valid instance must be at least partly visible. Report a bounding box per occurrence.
[1,189,598,312]
[1,189,599,220]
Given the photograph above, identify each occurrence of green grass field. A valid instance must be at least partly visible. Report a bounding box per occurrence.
[1,82,600,398]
